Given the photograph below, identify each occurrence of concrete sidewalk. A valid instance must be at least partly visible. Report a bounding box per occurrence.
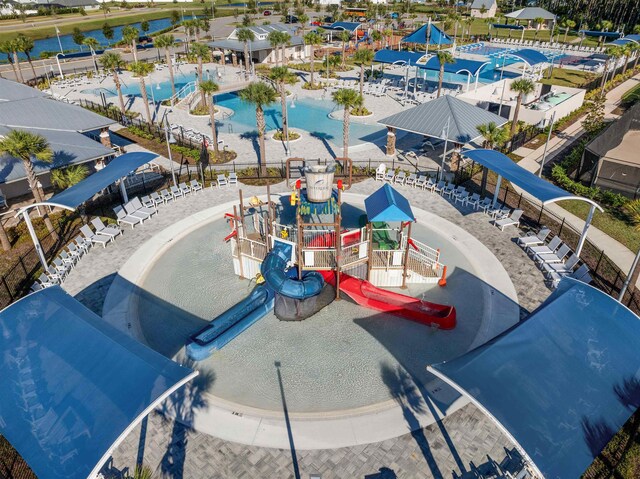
[513,73,640,287]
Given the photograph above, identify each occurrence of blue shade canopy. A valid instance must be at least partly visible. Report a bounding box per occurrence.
[510,48,549,66]
[421,57,490,76]
[491,23,524,30]
[328,21,361,32]
[402,23,452,45]
[46,151,157,209]
[580,30,622,39]
[373,49,425,65]
[462,149,600,208]
[429,278,640,478]
[608,35,640,46]
[364,183,415,222]
[0,286,196,479]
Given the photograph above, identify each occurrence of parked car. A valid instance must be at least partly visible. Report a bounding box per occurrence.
[263,10,272,16]
[284,15,299,24]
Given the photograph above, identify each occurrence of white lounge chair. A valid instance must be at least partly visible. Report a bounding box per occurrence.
[394,171,406,185]
[453,190,470,206]
[141,195,155,208]
[527,236,562,256]
[542,253,580,276]
[67,242,84,261]
[384,169,394,182]
[170,185,184,200]
[549,264,590,288]
[59,250,76,268]
[217,174,228,188]
[114,206,143,229]
[189,179,203,193]
[405,173,417,187]
[160,189,173,203]
[131,197,157,217]
[178,182,191,196]
[518,227,551,247]
[467,193,481,209]
[51,258,70,279]
[37,273,57,287]
[535,243,571,264]
[494,209,523,231]
[442,183,456,198]
[150,192,165,206]
[478,198,493,213]
[124,202,152,221]
[433,180,446,195]
[74,235,91,253]
[80,224,112,248]
[91,217,123,239]
[375,164,386,181]
[229,172,238,186]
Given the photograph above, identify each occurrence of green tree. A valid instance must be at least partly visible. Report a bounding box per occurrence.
[51,164,88,190]
[100,1,110,18]
[239,82,278,175]
[563,19,576,43]
[72,27,85,49]
[141,20,150,34]
[83,37,100,72]
[170,10,181,25]
[371,30,382,49]
[198,80,221,155]
[339,30,350,68]
[190,42,211,106]
[155,34,176,100]
[122,25,139,61]
[581,94,605,134]
[267,30,284,66]
[237,28,255,79]
[268,66,297,145]
[15,34,37,81]
[0,130,57,238]
[436,50,454,98]
[129,61,155,124]
[0,41,20,84]
[279,32,291,65]
[331,88,362,158]
[298,13,309,33]
[533,17,545,40]
[303,31,322,86]
[103,23,115,43]
[7,39,24,83]
[509,77,535,137]
[100,51,127,114]
[353,48,374,97]
[477,122,509,149]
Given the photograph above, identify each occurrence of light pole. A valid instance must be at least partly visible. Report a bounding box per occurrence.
[55,25,63,54]
[538,111,556,177]
[165,123,177,187]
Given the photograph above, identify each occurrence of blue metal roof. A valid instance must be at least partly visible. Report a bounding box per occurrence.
[510,48,549,66]
[48,151,156,209]
[329,21,361,32]
[364,183,415,222]
[0,286,196,479]
[580,30,622,39]
[491,23,524,30]
[373,49,425,65]
[429,278,640,478]
[463,149,590,205]
[402,23,453,46]
[608,34,640,46]
[421,56,490,76]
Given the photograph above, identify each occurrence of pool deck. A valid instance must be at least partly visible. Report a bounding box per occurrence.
[62,179,551,478]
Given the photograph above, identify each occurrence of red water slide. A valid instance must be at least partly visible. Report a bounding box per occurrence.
[320,271,456,330]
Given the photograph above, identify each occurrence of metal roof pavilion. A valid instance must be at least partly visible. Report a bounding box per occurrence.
[504,7,556,21]
[0,286,196,479]
[429,278,640,478]
[463,149,602,256]
[378,96,507,144]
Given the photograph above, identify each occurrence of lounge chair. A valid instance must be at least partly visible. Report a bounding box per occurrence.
[518,227,551,247]
[442,183,456,198]
[52,258,70,279]
[141,195,155,208]
[229,172,238,186]
[131,197,157,217]
[91,217,123,239]
[527,236,562,256]
[478,198,493,213]
[494,209,523,231]
[534,243,571,264]
[67,242,84,261]
[170,185,184,200]
[394,171,406,185]
[433,180,446,194]
[37,273,58,287]
[189,179,203,193]
[114,206,143,229]
[405,173,417,187]
[384,169,394,182]
[178,182,191,196]
[124,202,152,221]
[467,193,481,209]
[74,235,91,253]
[160,189,173,203]
[150,192,165,206]
[59,250,76,268]
[80,224,112,248]
[542,253,580,276]
[549,264,590,288]
[375,164,386,181]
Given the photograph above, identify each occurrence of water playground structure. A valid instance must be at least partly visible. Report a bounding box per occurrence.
[187,160,456,361]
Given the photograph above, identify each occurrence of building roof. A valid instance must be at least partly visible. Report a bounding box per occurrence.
[0,78,47,101]
[209,29,304,53]
[228,22,297,41]
[373,49,425,65]
[0,126,114,184]
[470,0,496,9]
[586,102,640,161]
[504,7,556,21]
[402,23,452,46]
[365,183,415,222]
[0,286,196,479]
[429,278,640,478]
[378,95,507,144]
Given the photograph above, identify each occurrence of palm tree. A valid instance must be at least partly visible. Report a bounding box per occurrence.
[603,45,624,89]
[190,42,211,107]
[509,78,535,137]
[331,88,362,158]
[533,17,545,40]
[304,31,322,86]
[51,164,88,190]
[83,37,100,73]
[268,66,297,146]
[0,130,57,238]
[371,30,382,49]
[280,32,291,65]
[622,43,633,74]
[122,25,139,61]
[298,13,309,34]
[129,61,155,124]
[436,50,455,98]
[339,30,350,68]
[16,34,36,80]
[155,34,176,100]
[267,30,284,66]
[563,19,576,43]
[100,52,127,115]
[353,48,374,96]
[477,122,509,149]
[382,28,393,48]
[239,82,278,176]
[237,28,255,79]
[0,40,19,82]
[198,80,220,155]
[7,39,24,83]
[463,17,473,43]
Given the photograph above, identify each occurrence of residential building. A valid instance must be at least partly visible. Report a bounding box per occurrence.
[470,0,497,19]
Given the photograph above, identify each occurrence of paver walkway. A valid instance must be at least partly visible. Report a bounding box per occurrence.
[513,74,640,286]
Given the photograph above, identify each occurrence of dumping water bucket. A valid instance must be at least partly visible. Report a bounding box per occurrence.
[304,163,336,202]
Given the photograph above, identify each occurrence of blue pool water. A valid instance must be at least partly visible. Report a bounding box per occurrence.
[84,70,198,101]
[214,92,385,146]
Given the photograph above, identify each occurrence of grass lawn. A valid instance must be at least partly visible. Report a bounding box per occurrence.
[539,68,596,88]
[621,81,640,105]
[556,199,640,253]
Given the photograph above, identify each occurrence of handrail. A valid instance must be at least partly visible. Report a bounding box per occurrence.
[169,81,197,105]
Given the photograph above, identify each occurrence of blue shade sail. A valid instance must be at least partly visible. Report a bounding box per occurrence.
[402,23,453,45]
[510,48,550,67]
[430,278,640,478]
[580,30,622,39]
[373,49,425,65]
[0,286,196,479]
[365,183,415,222]
[420,57,491,76]
[47,151,157,209]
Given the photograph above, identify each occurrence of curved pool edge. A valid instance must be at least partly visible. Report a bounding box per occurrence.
[102,192,519,450]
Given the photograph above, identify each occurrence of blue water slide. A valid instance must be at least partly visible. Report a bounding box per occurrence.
[261,241,324,300]
[186,285,275,361]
